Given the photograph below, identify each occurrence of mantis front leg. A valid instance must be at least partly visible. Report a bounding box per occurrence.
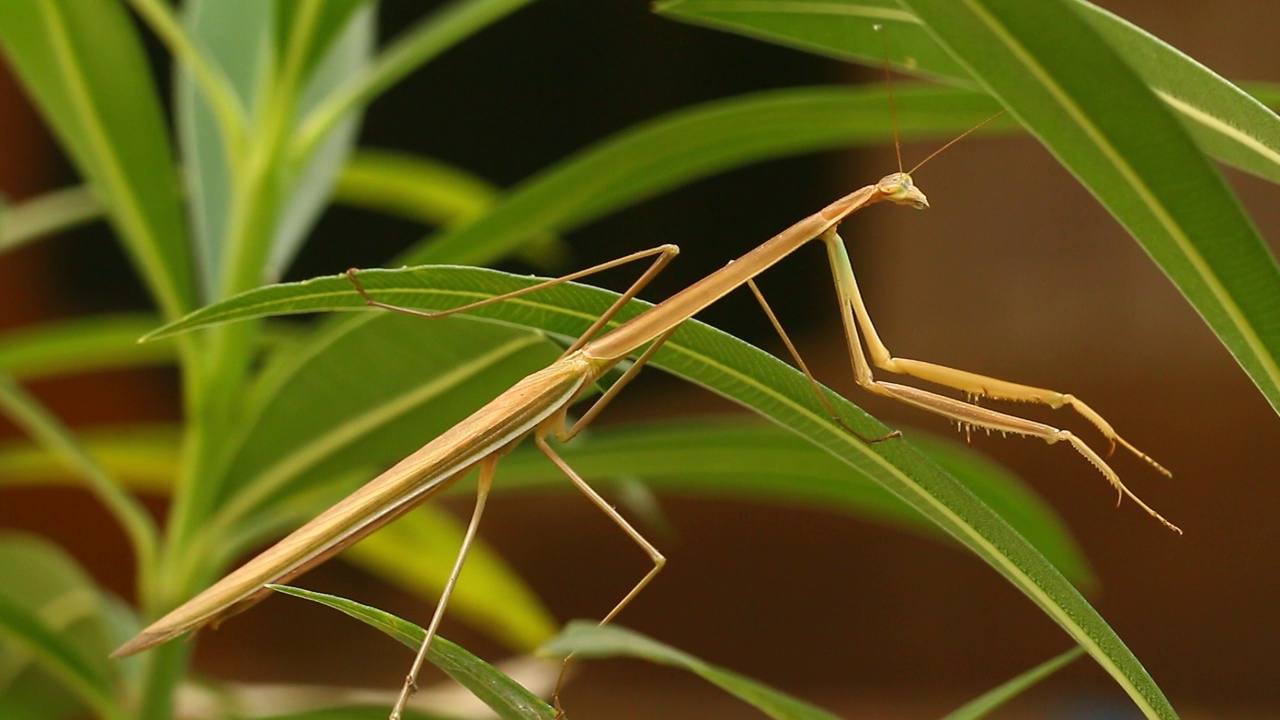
[821,228,1179,533]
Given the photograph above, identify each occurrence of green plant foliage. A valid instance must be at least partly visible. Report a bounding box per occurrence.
[0,535,135,720]
[3,1,1274,718]
[0,0,192,318]
[267,586,559,720]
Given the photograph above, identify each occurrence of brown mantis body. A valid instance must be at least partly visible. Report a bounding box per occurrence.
[114,153,1177,717]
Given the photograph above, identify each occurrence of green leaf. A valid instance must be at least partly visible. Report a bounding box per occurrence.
[145,265,1175,718]
[333,150,572,270]
[1075,3,1280,185]
[0,374,158,600]
[178,1,372,293]
[940,646,1084,720]
[0,186,101,253]
[0,0,193,318]
[0,425,180,494]
[177,0,275,295]
[268,4,373,280]
[656,0,970,82]
[273,0,371,86]
[543,622,841,720]
[342,504,559,652]
[656,0,1280,184]
[0,534,127,720]
[295,0,543,157]
[335,150,501,226]
[494,420,1093,585]
[0,315,174,381]
[268,585,558,720]
[400,84,1011,267]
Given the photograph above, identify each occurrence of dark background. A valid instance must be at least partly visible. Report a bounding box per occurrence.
[2,1,1277,717]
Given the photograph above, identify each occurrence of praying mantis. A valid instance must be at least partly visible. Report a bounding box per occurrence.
[111,117,1179,718]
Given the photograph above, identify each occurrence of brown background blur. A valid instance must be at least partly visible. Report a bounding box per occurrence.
[2,1,1277,718]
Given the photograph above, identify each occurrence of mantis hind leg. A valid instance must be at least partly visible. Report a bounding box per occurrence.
[347,244,680,356]
[390,455,498,720]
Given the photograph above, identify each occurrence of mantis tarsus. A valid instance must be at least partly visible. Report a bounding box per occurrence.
[112,122,1178,719]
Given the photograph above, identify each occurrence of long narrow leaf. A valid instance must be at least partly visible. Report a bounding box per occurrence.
[0,0,192,318]
[0,315,172,381]
[543,622,841,720]
[0,535,129,720]
[268,586,558,720]
[0,186,100,253]
[940,647,1085,720]
[656,0,1280,184]
[0,426,179,495]
[0,375,157,598]
[400,84,1010,267]
[296,0,542,157]
[0,536,125,720]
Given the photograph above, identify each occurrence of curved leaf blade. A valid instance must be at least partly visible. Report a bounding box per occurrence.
[940,647,1085,720]
[333,150,571,270]
[177,0,274,296]
[398,85,1011,266]
[335,150,501,226]
[0,426,179,495]
[654,0,971,82]
[0,315,173,381]
[268,586,558,720]
[146,265,1173,717]
[0,0,193,317]
[1075,2,1280,185]
[543,622,841,720]
[0,535,126,720]
[656,0,1280,184]
[0,186,101,253]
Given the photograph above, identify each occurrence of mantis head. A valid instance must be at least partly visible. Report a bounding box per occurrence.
[876,172,929,209]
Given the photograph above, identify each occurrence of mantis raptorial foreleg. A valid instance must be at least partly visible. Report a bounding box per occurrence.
[349,244,681,354]
[817,228,1180,533]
